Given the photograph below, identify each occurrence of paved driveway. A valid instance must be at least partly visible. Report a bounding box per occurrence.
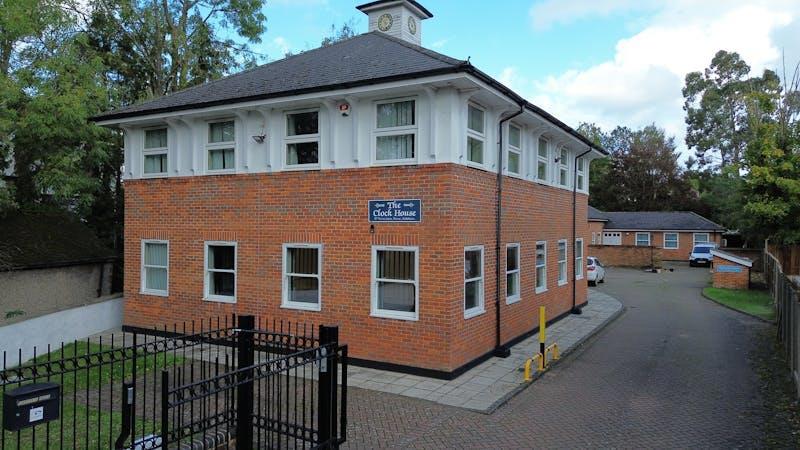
[344,263,770,448]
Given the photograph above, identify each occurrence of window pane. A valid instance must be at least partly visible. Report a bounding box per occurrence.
[288,276,319,303]
[287,112,318,136]
[377,282,415,312]
[560,168,568,185]
[144,153,167,174]
[287,247,318,275]
[210,272,235,296]
[508,151,520,174]
[558,242,566,260]
[465,279,479,310]
[509,126,521,148]
[636,234,649,246]
[577,173,585,189]
[507,246,518,271]
[376,134,414,160]
[209,121,235,143]
[144,243,167,266]
[536,266,545,287]
[377,250,415,281]
[145,267,167,291]
[287,142,319,165]
[507,272,519,296]
[695,234,709,243]
[209,245,234,270]
[468,105,484,133]
[209,148,234,170]
[537,161,547,180]
[575,241,583,258]
[468,137,484,164]
[465,250,482,279]
[538,138,548,158]
[145,128,167,148]
[560,148,568,162]
[377,101,415,128]
[536,244,545,266]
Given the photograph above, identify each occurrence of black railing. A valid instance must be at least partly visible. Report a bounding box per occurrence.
[0,314,347,450]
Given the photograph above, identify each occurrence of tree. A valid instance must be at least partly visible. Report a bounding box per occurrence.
[320,20,357,47]
[579,123,696,212]
[683,50,780,170]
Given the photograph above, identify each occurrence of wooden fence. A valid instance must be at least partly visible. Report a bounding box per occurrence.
[766,246,800,395]
[767,243,800,275]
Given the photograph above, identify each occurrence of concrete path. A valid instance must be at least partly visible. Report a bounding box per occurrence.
[347,290,622,412]
[344,263,771,448]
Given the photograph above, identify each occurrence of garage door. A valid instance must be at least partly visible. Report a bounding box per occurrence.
[603,232,621,245]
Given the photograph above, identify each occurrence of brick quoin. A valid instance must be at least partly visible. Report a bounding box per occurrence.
[124,163,589,374]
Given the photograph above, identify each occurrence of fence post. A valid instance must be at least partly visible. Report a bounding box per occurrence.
[318,325,339,449]
[236,315,255,450]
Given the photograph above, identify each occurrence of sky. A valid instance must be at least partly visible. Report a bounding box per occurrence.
[257,0,800,158]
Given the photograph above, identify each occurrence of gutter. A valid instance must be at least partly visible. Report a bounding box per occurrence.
[572,146,593,314]
[493,104,525,358]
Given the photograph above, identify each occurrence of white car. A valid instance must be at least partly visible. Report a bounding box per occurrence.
[587,256,606,286]
[689,243,716,267]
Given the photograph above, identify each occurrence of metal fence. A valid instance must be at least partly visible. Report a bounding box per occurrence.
[766,249,800,394]
[0,315,347,449]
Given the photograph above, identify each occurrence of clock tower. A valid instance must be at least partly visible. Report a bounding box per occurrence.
[357,0,433,46]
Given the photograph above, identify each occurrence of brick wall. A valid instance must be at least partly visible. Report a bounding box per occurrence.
[124,163,588,374]
[588,245,662,268]
[588,221,605,245]
[711,255,750,289]
[602,231,722,261]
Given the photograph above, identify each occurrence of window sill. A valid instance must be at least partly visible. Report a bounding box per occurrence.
[206,169,236,175]
[465,161,486,170]
[558,280,568,286]
[575,275,584,281]
[372,159,418,167]
[140,290,168,297]
[283,164,321,171]
[203,295,236,304]
[281,302,321,312]
[464,307,486,319]
[370,310,418,321]
[505,296,520,305]
[141,173,168,179]
[535,287,548,294]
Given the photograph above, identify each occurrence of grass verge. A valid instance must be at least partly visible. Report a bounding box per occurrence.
[702,287,775,321]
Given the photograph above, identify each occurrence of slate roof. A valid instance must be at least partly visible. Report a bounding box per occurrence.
[0,210,116,270]
[588,206,608,221]
[600,211,726,231]
[92,32,606,154]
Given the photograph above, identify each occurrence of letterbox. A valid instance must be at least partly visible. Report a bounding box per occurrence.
[2,382,60,431]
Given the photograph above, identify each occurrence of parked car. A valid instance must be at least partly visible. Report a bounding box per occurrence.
[587,256,606,286]
[689,243,716,267]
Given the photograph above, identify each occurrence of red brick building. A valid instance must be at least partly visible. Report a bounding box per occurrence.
[94,0,606,377]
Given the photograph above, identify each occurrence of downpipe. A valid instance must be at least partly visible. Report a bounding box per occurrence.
[571,146,593,314]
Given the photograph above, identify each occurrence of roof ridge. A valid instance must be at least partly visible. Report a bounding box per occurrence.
[368,31,466,66]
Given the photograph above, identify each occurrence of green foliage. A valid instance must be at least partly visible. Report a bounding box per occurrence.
[702,287,775,321]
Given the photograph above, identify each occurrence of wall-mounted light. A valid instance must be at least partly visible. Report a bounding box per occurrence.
[338,102,351,117]
[252,134,266,144]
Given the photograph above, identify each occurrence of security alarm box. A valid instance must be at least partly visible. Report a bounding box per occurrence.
[3,382,60,431]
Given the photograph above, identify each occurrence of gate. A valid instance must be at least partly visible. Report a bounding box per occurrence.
[0,315,347,449]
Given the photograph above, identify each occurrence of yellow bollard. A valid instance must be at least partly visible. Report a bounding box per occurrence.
[523,354,544,381]
[539,306,546,358]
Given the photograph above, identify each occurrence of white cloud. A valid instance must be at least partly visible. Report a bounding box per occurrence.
[511,1,800,159]
[429,38,450,49]
[271,36,292,56]
[529,0,659,30]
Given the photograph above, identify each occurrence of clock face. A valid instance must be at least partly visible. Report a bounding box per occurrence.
[407,17,417,35]
[377,13,393,32]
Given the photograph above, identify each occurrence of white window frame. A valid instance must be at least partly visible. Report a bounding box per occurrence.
[205,119,236,173]
[204,241,237,303]
[535,241,547,294]
[557,239,568,286]
[281,243,322,311]
[557,147,569,187]
[466,103,486,167]
[506,243,521,304]
[664,232,679,249]
[284,108,321,170]
[693,233,710,245]
[576,157,586,191]
[142,127,168,177]
[506,124,522,177]
[635,232,651,247]
[464,245,485,318]
[371,245,419,321]
[140,239,169,296]
[372,97,418,165]
[575,238,584,280]
[536,137,549,183]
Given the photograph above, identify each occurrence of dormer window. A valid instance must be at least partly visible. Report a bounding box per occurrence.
[507,124,521,175]
[286,110,320,167]
[207,120,235,171]
[375,99,416,162]
[143,128,168,175]
[467,104,485,165]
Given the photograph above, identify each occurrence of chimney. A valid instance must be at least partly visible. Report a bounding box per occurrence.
[357,0,433,46]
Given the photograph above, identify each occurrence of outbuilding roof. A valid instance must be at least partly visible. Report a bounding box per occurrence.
[91,32,606,154]
[588,206,608,221]
[600,211,725,231]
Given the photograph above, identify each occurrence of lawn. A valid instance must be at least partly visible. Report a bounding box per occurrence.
[703,287,776,321]
[1,341,183,449]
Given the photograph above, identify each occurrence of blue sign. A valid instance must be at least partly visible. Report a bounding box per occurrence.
[368,199,422,223]
[717,265,743,273]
